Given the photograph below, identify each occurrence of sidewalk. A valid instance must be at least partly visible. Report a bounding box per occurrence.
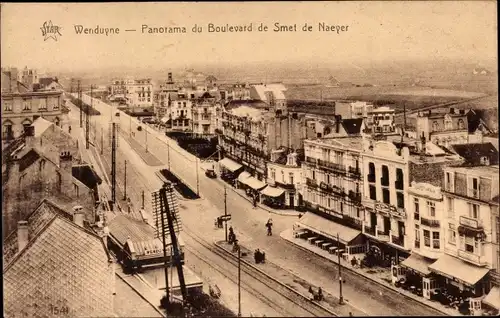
[280,229,459,316]
[119,129,164,166]
[215,240,367,317]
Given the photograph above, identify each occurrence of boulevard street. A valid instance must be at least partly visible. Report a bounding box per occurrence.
[78,94,446,316]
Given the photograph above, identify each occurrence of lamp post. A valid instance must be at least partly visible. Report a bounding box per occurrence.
[145,125,148,153]
[338,232,344,305]
[238,248,241,317]
[195,158,199,196]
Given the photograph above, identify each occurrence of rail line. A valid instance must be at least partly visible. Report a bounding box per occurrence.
[182,224,337,317]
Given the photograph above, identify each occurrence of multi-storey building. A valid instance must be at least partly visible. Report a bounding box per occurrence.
[265,151,302,208]
[1,68,64,142]
[155,72,179,120]
[109,78,153,108]
[431,165,499,304]
[415,108,470,148]
[191,92,219,136]
[369,106,396,134]
[219,103,313,181]
[335,101,374,121]
[249,84,287,115]
[302,137,364,228]
[167,91,193,132]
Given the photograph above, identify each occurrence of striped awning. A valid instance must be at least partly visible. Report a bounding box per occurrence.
[237,171,251,183]
[245,177,267,190]
[219,158,242,173]
[260,186,285,198]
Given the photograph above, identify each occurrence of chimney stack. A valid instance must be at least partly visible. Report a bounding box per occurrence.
[10,69,18,93]
[168,72,173,83]
[17,221,29,251]
[72,206,84,227]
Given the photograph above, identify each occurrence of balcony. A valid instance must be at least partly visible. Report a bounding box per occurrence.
[317,159,346,174]
[305,156,317,165]
[319,181,332,192]
[459,215,483,229]
[275,180,295,190]
[348,166,361,177]
[391,235,405,247]
[363,225,376,237]
[420,217,440,228]
[377,230,390,242]
[414,213,420,221]
[348,190,362,203]
[457,250,488,266]
[306,178,318,188]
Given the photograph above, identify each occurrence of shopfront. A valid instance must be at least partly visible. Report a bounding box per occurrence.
[260,185,286,209]
[219,157,243,185]
[395,253,438,299]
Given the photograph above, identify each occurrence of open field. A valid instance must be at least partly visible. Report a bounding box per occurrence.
[381,88,486,98]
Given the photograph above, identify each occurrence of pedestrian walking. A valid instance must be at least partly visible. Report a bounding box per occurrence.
[266,219,273,236]
[253,195,258,208]
[68,125,72,134]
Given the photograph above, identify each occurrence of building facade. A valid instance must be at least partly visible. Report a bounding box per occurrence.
[369,106,396,134]
[301,137,364,228]
[361,139,411,261]
[415,108,469,148]
[2,68,64,142]
[109,78,153,108]
[265,152,302,208]
[335,101,374,121]
[191,92,219,136]
[249,84,287,115]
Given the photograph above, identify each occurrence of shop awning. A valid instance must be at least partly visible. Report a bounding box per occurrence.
[483,286,500,309]
[245,177,267,190]
[237,171,251,183]
[428,254,489,286]
[260,186,285,198]
[297,212,362,245]
[160,116,169,123]
[219,158,243,173]
[401,253,435,276]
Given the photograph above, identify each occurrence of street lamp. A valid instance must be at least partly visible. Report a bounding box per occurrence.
[338,232,344,305]
[145,125,148,153]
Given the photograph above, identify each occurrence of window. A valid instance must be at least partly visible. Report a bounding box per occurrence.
[39,159,46,172]
[432,232,440,249]
[464,236,474,253]
[270,169,276,180]
[469,203,479,219]
[414,198,420,213]
[427,201,436,217]
[326,174,330,184]
[39,99,47,110]
[52,98,59,110]
[449,225,456,245]
[457,119,465,130]
[368,162,375,182]
[395,168,404,190]
[73,184,79,197]
[312,170,316,180]
[445,172,453,191]
[381,165,389,186]
[382,188,390,204]
[396,192,404,209]
[23,100,31,110]
[432,121,439,131]
[415,227,420,248]
[289,173,294,185]
[4,101,13,111]
[424,230,431,247]
[470,178,479,198]
[369,185,376,200]
[281,171,285,183]
[447,197,454,218]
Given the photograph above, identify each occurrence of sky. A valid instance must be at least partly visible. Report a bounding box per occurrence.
[1,1,497,73]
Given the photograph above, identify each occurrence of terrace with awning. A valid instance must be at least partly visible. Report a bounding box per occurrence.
[219,158,243,173]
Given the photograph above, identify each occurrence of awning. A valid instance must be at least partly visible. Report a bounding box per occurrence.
[401,253,435,276]
[237,171,251,183]
[297,212,362,245]
[160,116,169,123]
[260,186,285,198]
[245,177,267,190]
[428,254,489,286]
[483,286,500,309]
[219,158,243,173]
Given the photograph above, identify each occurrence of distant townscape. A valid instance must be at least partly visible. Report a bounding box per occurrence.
[1,65,499,317]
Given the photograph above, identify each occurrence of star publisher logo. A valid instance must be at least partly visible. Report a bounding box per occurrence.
[40,21,62,41]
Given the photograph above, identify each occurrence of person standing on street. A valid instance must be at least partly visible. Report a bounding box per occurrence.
[266,218,273,236]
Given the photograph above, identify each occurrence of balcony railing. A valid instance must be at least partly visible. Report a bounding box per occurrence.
[364,226,376,236]
[319,181,332,192]
[306,178,318,188]
[317,159,346,173]
[377,231,390,242]
[421,217,440,228]
[305,156,317,165]
[348,190,362,203]
[459,216,483,229]
[391,235,404,247]
[348,166,361,176]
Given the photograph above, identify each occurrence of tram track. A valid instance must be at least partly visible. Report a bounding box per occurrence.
[182,224,337,317]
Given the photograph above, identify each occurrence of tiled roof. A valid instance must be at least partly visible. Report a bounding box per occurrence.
[251,84,287,100]
[467,109,491,133]
[108,214,156,246]
[18,149,40,172]
[451,143,499,166]
[341,118,363,135]
[3,199,74,265]
[4,216,114,318]
[39,77,56,88]
[72,164,103,189]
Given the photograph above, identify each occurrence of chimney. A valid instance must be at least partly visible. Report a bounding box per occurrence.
[335,115,341,133]
[10,69,18,93]
[17,221,29,251]
[450,107,455,114]
[168,72,173,82]
[59,151,73,197]
[72,206,84,227]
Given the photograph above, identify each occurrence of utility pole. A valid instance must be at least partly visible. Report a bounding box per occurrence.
[145,126,148,153]
[111,123,117,204]
[238,248,242,317]
[167,141,170,170]
[129,114,132,138]
[101,127,104,155]
[86,85,92,149]
[338,232,344,305]
[195,159,199,196]
[123,160,127,201]
[224,186,228,242]
[78,80,82,128]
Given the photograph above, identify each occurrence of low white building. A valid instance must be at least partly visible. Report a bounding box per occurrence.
[265,152,302,208]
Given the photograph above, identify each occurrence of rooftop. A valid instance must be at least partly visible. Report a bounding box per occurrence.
[307,136,364,151]
[341,118,364,135]
[4,216,114,318]
[251,83,287,100]
[229,105,266,121]
[451,143,499,166]
[446,164,500,176]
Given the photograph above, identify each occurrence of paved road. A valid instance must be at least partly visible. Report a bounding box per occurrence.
[78,94,446,316]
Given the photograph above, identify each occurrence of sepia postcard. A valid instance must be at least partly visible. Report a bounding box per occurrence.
[1,1,498,317]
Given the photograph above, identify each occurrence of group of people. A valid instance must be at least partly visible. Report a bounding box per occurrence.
[254,249,266,264]
[308,286,323,301]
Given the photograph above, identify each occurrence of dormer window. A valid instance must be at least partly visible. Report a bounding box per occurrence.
[480,156,489,166]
